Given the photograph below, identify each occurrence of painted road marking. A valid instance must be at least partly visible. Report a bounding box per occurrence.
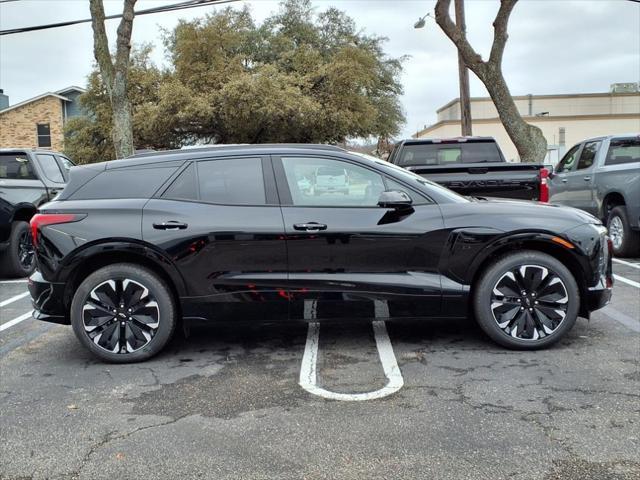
[614,274,640,289]
[0,312,33,332]
[613,258,640,270]
[0,291,30,308]
[601,306,640,333]
[299,319,404,401]
[0,279,28,284]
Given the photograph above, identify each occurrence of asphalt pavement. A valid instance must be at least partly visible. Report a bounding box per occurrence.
[0,259,638,480]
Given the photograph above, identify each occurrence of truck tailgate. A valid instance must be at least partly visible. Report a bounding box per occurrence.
[406,162,543,200]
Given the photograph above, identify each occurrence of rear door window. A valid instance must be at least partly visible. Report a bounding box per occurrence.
[605,138,640,166]
[197,157,266,205]
[37,154,65,183]
[0,153,37,179]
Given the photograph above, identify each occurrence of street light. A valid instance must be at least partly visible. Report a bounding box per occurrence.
[413,4,472,136]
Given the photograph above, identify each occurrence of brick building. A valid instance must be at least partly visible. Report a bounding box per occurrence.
[0,86,85,151]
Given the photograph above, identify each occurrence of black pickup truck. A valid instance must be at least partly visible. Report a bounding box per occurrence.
[388,137,547,201]
[0,149,73,277]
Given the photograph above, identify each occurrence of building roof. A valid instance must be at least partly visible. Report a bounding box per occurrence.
[436,90,639,114]
[0,86,86,115]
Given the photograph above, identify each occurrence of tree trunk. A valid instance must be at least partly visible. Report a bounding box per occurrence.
[435,0,547,163]
[89,0,136,159]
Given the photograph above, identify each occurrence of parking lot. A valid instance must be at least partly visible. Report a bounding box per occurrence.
[0,259,638,480]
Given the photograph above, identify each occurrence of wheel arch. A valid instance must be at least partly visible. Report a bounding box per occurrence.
[10,203,37,223]
[600,191,626,221]
[468,235,590,317]
[60,241,186,317]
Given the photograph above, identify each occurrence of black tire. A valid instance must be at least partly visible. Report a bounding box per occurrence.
[0,221,35,278]
[70,263,176,363]
[607,206,640,257]
[473,250,580,350]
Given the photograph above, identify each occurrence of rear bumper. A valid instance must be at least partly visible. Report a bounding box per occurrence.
[28,271,69,325]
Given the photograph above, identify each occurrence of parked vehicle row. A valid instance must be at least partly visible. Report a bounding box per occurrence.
[0,149,72,277]
[27,144,612,362]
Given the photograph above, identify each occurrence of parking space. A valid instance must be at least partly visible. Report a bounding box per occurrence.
[0,261,639,479]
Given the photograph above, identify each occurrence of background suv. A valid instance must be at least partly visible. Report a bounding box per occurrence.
[28,145,612,362]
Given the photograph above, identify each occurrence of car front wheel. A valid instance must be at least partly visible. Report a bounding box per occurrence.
[70,263,177,363]
[473,250,580,350]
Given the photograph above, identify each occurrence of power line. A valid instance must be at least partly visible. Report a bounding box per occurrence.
[0,0,240,36]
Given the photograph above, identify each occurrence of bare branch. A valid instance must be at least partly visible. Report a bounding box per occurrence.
[434,0,486,78]
[115,0,137,73]
[89,0,114,87]
[489,0,518,67]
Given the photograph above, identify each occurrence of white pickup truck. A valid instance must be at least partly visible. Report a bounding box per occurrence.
[548,134,640,257]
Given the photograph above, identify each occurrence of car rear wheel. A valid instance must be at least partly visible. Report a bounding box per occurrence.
[607,206,640,257]
[0,221,35,278]
[70,263,176,363]
[473,251,580,350]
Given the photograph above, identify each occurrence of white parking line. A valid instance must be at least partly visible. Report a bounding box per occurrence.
[613,258,640,270]
[299,320,404,401]
[614,274,640,289]
[0,311,33,332]
[601,306,640,333]
[0,279,28,284]
[0,291,30,308]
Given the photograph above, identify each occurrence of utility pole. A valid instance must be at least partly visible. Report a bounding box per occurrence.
[455,0,472,136]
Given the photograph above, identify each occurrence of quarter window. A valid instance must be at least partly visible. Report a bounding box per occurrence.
[37,123,51,148]
[605,138,640,166]
[197,157,266,205]
[37,154,64,183]
[162,163,198,201]
[576,141,600,170]
[282,157,385,207]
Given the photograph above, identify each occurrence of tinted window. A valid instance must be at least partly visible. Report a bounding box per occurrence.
[37,123,51,148]
[605,138,640,166]
[37,154,64,183]
[576,141,600,170]
[556,144,581,173]
[282,157,385,207]
[0,153,37,179]
[197,158,265,205]
[397,142,501,166]
[70,167,177,200]
[162,163,197,201]
[384,178,428,205]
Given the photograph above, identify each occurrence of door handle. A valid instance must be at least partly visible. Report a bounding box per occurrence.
[293,222,327,231]
[153,221,188,230]
[583,176,591,181]
[561,178,568,183]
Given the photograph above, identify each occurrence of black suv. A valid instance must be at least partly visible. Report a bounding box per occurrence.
[0,149,73,277]
[28,145,613,362]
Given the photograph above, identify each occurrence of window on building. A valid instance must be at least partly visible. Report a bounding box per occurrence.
[37,123,51,148]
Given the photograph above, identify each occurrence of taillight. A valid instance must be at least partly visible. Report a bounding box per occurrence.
[30,213,85,247]
[539,168,549,203]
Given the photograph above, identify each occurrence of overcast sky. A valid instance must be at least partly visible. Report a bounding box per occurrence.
[0,0,638,138]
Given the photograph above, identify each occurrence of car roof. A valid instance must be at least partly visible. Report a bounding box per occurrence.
[0,148,64,155]
[104,144,347,169]
[580,133,640,143]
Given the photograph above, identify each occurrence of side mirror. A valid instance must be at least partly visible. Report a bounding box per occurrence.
[377,190,413,209]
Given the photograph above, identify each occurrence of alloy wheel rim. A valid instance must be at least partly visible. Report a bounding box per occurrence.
[490,264,569,341]
[609,216,624,249]
[82,278,160,354]
[17,230,35,270]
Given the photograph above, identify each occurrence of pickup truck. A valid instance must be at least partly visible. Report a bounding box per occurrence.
[388,137,547,201]
[548,134,640,257]
[0,149,73,277]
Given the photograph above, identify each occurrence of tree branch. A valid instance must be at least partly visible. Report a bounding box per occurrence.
[434,0,486,78]
[489,0,518,67]
[115,0,137,74]
[89,0,114,87]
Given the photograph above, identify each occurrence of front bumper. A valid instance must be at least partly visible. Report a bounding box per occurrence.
[28,271,69,325]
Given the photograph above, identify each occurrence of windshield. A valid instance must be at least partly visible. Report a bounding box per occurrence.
[374,160,470,203]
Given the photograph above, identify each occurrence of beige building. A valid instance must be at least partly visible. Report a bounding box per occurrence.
[414,84,640,163]
[0,87,85,152]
